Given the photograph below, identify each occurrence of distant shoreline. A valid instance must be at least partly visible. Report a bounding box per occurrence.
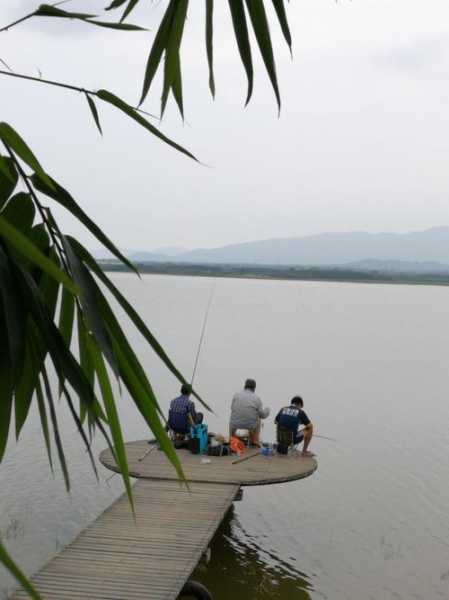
[99,261,449,288]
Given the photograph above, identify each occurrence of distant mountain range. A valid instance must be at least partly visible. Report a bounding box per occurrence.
[97,227,449,273]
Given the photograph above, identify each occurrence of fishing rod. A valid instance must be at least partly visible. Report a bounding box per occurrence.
[190,281,216,387]
[138,442,157,462]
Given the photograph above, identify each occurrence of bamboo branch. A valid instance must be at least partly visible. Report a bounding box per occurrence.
[0,69,160,120]
[0,69,92,94]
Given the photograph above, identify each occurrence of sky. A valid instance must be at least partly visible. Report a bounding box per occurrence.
[2,0,449,251]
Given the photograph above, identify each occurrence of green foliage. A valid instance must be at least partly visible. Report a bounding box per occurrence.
[0,1,292,596]
[34,4,146,31]
[0,137,189,495]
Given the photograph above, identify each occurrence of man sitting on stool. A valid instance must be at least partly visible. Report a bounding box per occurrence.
[229,378,270,447]
[275,396,314,457]
[168,383,203,440]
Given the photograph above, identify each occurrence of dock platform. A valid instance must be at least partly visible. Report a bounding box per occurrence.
[100,440,317,486]
[11,442,317,599]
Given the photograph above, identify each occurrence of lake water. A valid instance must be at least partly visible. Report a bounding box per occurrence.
[1,274,449,600]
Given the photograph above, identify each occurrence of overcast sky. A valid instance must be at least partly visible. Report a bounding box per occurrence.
[2,1,449,251]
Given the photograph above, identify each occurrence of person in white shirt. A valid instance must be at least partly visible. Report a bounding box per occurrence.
[229,379,270,447]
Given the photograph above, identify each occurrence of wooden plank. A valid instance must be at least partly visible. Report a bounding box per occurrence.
[10,480,238,600]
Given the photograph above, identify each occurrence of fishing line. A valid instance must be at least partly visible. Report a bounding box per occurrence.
[315,434,337,442]
[190,281,216,387]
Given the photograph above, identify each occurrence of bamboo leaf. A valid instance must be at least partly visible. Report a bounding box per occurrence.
[0,215,77,295]
[0,246,26,383]
[15,266,59,439]
[121,0,141,22]
[59,286,75,348]
[244,0,281,111]
[170,51,184,119]
[271,0,292,52]
[36,255,61,322]
[85,93,103,135]
[78,312,94,425]
[14,323,46,440]
[0,123,55,190]
[14,341,37,439]
[57,285,75,397]
[86,334,134,510]
[28,223,50,253]
[228,0,253,105]
[97,89,198,161]
[1,192,35,231]
[76,311,108,431]
[61,235,118,377]
[30,173,138,274]
[68,237,210,411]
[41,368,70,492]
[0,311,13,462]
[61,384,99,482]
[0,156,18,207]
[105,0,128,10]
[205,0,215,97]
[35,5,96,19]
[84,20,146,31]
[105,0,128,9]
[161,0,188,118]
[36,377,53,470]
[140,0,178,105]
[0,155,16,184]
[35,5,146,30]
[4,249,60,439]
[0,541,44,600]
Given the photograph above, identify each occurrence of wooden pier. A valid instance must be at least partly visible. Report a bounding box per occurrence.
[11,442,317,600]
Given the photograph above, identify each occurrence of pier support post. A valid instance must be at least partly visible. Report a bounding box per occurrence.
[178,580,214,599]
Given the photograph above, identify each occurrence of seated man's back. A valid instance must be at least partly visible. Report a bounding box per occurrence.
[168,384,197,435]
[229,378,269,446]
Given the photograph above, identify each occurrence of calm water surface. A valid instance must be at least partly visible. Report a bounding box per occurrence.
[1,274,449,599]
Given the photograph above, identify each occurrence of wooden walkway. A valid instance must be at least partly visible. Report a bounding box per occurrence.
[11,442,317,599]
[11,479,238,600]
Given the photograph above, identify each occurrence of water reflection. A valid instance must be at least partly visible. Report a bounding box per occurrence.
[192,505,313,600]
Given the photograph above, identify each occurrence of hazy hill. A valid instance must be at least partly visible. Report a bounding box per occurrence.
[174,227,449,266]
[95,227,449,271]
[151,246,186,256]
[129,251,171,262]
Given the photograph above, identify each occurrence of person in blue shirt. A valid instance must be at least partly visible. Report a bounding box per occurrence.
[168,383,203,438]
[275,396,314,456]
